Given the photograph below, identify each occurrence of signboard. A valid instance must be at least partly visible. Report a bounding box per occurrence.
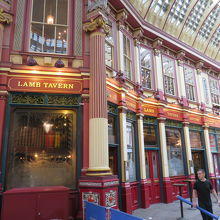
[107,88,120,105]
[143,105,158,117]
[187,113,202,125]
[8,77,82,94]
[126,97,137,112]
[163,108,183,121]
[85,201,106,220]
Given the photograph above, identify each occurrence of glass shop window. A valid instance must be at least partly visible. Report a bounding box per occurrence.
[189,131,203,149]
[166,127,185,176]
[144,125,157,146]
[30,0,68,54]
[108,115,117,145]
[126,122,136,182]
[105,23,114,68]
[6,109,76,190]
[209,133,217,152]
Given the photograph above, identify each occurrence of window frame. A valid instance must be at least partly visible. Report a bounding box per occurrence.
[183,64,197,102]
[28,0,71,55]
[209,76,220,106]
[161,55,177,97]
[139,45,155,90]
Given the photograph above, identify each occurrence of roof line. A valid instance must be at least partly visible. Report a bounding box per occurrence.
[143,0,156,19]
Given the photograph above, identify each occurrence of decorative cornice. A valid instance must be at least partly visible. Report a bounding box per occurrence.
[0,8,12,24]
[83,15,110,34]
[195,60,204,74]
[177,50,185,66]
[116,9,128,28]
[153,38,163,56]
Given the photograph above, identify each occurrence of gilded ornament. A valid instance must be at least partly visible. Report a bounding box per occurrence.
[83,16,110,34]
[0,8,12,24]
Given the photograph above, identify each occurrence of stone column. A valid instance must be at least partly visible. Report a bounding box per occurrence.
[137,113,150,208]
[203,125,215,187]
[176,51,188,107]
[153,39,165,101]
[84,15,111,175]
[183,122,194,177]
[78,13,119,217]
[158,117,173,203]
[0,8,12,61]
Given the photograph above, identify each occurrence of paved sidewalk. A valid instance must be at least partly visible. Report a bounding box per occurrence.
[133,198,220,220]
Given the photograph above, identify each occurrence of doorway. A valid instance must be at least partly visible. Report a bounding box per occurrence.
[145,150,161,204]
[192,151,205,178]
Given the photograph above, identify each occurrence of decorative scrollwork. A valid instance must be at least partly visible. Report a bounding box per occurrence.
[108,104,117,114]
[11,94,44,104]
[48,95,80,106]
[0,8,12,24]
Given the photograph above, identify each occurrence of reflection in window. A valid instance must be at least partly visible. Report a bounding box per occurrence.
[123,35,132,79]
[189,131,202,149]
[108,115,116,144]
[144,125,157,146]
[145,151,150,179]
[166,128,184,176]
[209,78,220,105]
[184,66,196,101]
[203,77,210,104]
[6,109,75,190]
[152,152,158,178]
[210,133,217,152]
[140,47,152,89]
[105,24,114,68]
[30,0,68,54]
[162,56,175,95]
[126,122,136,182]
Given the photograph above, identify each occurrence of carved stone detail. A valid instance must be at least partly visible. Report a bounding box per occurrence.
[153,38,163,56]
[0,8,12,24]
[83,15,110,34]
[116,9,128,28]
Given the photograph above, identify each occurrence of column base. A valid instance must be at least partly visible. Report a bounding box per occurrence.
[77,175,119,219]
[121,182,132,214]
[162,177,173,203]
[140,179,150,208]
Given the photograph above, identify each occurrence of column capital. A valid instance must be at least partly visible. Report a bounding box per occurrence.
[136,113,144,120]
[118,105,127,114]
[176,50,185,67]
[182,121,190,127]
[83,15,110,34]
[202,123,209,129]
[81,94,89,103]
[157,117,166,123]
[0,8,12,25]
[0,91,8,100]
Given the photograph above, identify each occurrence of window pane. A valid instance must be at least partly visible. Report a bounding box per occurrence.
[126,122,136,182]
[56,26,67,54]
[217,135,220,152]
[210,133,217,152]
[144,125,157,146]
[105,42,113,67]
[202,78,209,104]
[45,0,56,24]
[189,131,202,148]
[166,128,184,176]
[6,109,76,190]
[108,115,116,144]
[32,0,44,22]
[57,0,68,25]
[43,25,55,53]
[30,24,43,52]
[145,151,150,179]
[152,152,158,178]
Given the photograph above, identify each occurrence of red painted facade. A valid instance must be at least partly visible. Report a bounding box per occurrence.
[0,0,219,219]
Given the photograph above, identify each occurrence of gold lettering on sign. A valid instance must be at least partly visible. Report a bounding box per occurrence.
[167,112,179,118]
[144,108,155,113]
[17,81,74,89]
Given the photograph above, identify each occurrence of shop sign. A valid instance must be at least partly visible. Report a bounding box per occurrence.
[143,105,158,117]
[126,98,136,111]
[107,88,120,105]
[8,77,82,94]
[164,108,182,121]
[187,113,202,125]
